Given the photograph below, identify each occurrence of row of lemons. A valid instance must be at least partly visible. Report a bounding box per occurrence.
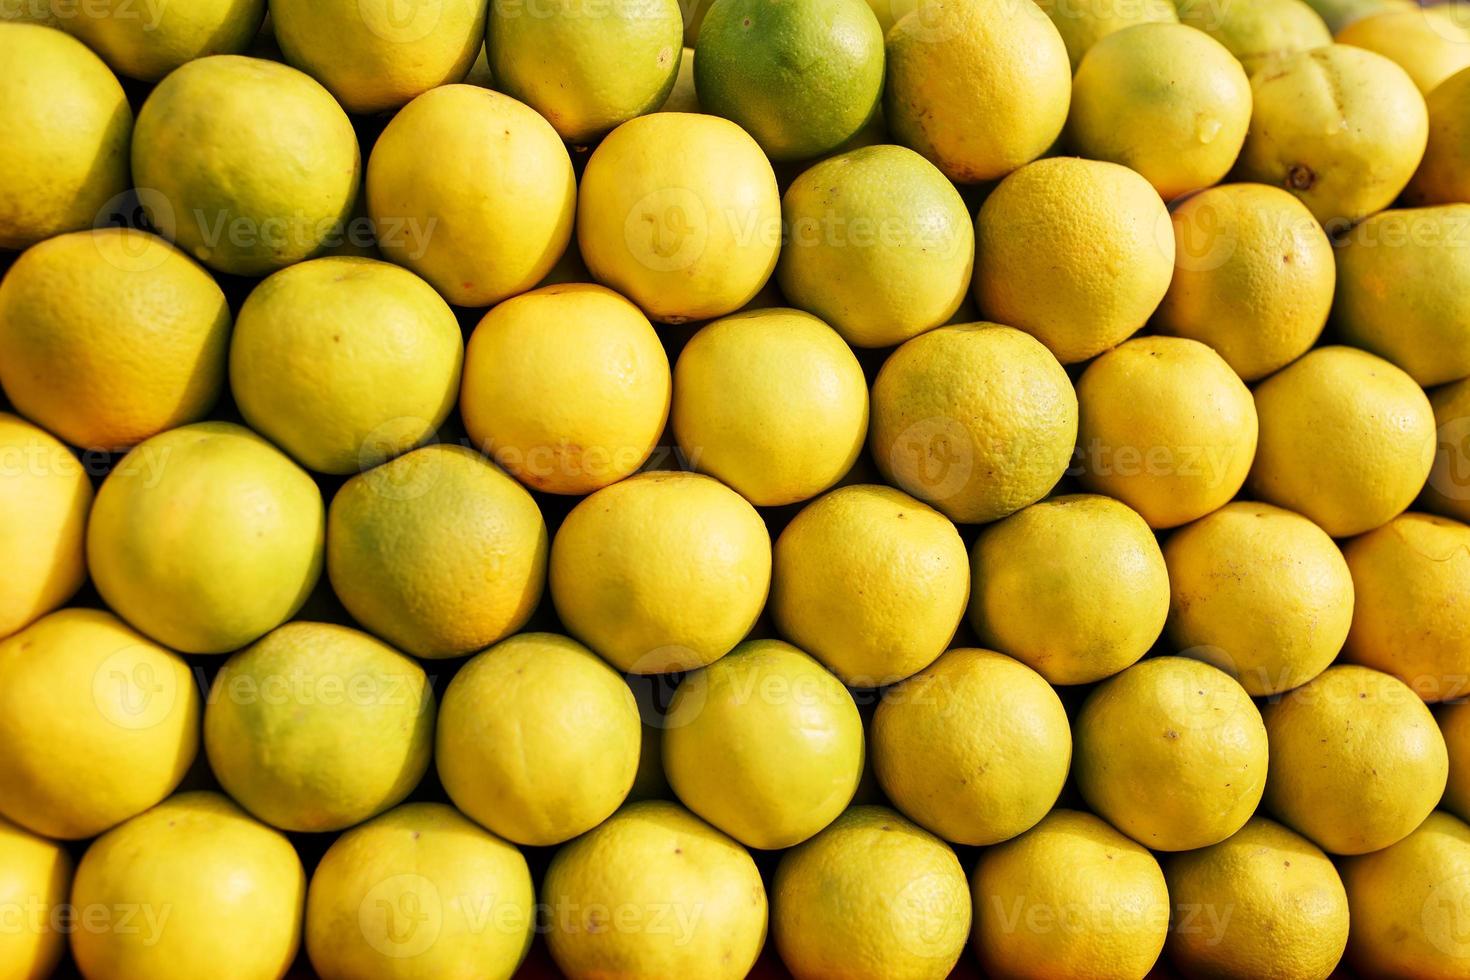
[7,0,1470,979]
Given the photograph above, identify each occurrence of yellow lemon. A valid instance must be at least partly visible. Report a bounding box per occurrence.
[271,0,485,113]
[1263,664,1447,854]
[70,792,304,980]
[969,494,1169,686]
[776,145,974,348]
[870,324,1076,524]
[205,622,435,833]
[1428,377,1470,522]
[230,256,463,475]
[87,421,325,655]
[1235,44,1427,227]
[461,283,670,495]
[0,414,90,638]
[774,805,970,980]
[437,632,641,846]
[874,648,1069,846]
[60,0,264,81]
[1076,336,1258,529]
[0,23,131,250]
[490,0,682,144]
[1442,701,1470,820]
[0,815,70,980]
[1035,0,1177,70]
[664,639,864,850]
[1249,345,1435,537]
[1408,65,1470,205]
[0,609,197,840]
[1165,501,1354,696]
[672,308,867,506]
[542,800,767,980]
[1162,817,1349,980]
[1075,656,1268,851]
[974,157,1174,364]
[1068,23,1251,200]
[133,55,360,277]
[971,809,1169,980]
[367,84,575,307]
[884,0,1070,182]
[577,112,780,323]
[1176,0,1331,74]
[1155,182,1335,381]
[305,802,535,980]
[326,443,547,660]
[771,484,968,687]
[1337,6,1470,93]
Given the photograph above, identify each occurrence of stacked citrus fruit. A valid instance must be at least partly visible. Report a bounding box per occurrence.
[2,0,1470,978]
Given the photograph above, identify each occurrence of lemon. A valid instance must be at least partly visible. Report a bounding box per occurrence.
[60,0,264,81]
[1175,0,1331,74]
[1442,701,1470,820]
[1336,6,1470,93]
[772,484,968,687]
[326,443,547,660]
[437,632,641,846]
[71,792,305,980]
[972,809,1169,980]
[460,283,670,495]
[272,0,485,113]
[973,157,1174,364]
[0,414,90,639]
[1155,182,1334,381]
[660,46,699,111]
[1334,205,1470,387]
[1068,24,1251,200]
[305,802,535,980]
[695,0,883,161]
[1076,656,1268,851]
[367,84,575,307]
[578,112,780,323]
[1076,336,1257,529]
[874,649,1069,846]
[1263,664,1447,854]
[775,145,974,348]
[1235,44,1428,227]
[490,0,681,143]
[1035,0,1177,69]
[230,256,463,475]
[0,815,69,980]
[1341,811,1470,976]
[551,471,769,673]
[87,421,324,655]
[672,308,867,506]
[0,609,197,840]
[884,0,1070,182]
[665,639,863,850]
[870,324,1077,524]
[133,55,360,276]
[0,23,131,250]
[969,495,1169,686]
[774,805,970,980]
[1165,501,1354,697]
[542,800,767,980]
[1162,817,1349,980]
[1249,345,1435,537]
[1427,377,1470,522]
[1408,66,1470,205]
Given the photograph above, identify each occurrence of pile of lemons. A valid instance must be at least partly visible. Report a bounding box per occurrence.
[4,0,1470,978]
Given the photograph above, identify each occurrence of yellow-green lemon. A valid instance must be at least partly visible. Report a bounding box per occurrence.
[776,144,974,348]
[973,157,1174,364]
[60,0,264,81]
[1441,700,1470,820]
[0,609,198,840]
[542,800,767,980]
[437,632,641,846]
[774,805,970,980]
[1249,345,1435,537]
[326,443,548,659]
[672,307,867,506]
[460,283,670,495]
[1075,656,1268,851]
[969,494,1169,686]
[1263,664,1447,854]
[1427,376,1470,522]
[665,639,864,850]
[1176,0,1331,75]
[1408,65,1470,205]
[1035,0,1177,70]
[1336,6,1470,93]
[578,112,780,323]
[367,84,575,307]
[88,422,324,655]
[0,814,70,980]
[772,484,968,687]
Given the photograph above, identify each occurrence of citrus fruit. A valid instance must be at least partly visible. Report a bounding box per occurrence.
[60,0,264,81]
[1427,377,1470,523]
[1407,65,1470,205]
[1336,6,1470,93]
[1175,0,1331,74]
[1034,0,1177,70]
[0,814,70,980]
[1442,701,1470,820]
